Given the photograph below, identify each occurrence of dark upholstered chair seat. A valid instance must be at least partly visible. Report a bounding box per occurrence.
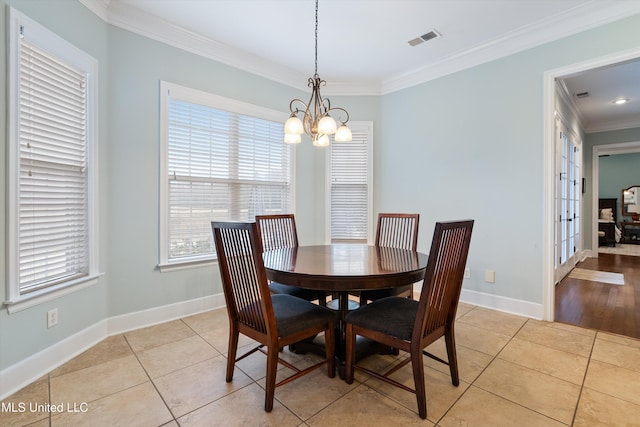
[345,296,418,341]
[269,282,324,303]
[271,294,336,337]
[358,286,412,303]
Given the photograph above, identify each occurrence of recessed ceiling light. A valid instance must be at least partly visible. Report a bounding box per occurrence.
[613,98,630,105]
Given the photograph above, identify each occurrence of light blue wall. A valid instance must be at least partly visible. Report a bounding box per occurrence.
[1,0,640,377]
[380,57,544,302]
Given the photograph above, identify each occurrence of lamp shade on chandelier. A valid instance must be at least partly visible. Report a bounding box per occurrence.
[284,0,352,147]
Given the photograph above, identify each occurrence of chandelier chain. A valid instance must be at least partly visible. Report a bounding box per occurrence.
[314,0,318,76]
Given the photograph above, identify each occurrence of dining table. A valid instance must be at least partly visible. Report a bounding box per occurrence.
[263,244,429,371]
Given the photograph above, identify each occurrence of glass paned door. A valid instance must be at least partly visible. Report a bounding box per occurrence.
[555,119,581,282]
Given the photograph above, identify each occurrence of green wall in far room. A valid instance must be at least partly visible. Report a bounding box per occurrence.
[599,152,640,223]
[582,127,640,248]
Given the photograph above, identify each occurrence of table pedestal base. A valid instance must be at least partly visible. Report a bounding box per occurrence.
[289,332,395,378]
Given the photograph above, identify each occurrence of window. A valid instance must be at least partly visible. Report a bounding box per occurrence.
[6,8,99,310]
[327,123,373,243]
[159,82,293,269]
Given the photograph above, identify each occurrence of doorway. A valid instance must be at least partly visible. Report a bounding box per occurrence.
[543,48,640,321]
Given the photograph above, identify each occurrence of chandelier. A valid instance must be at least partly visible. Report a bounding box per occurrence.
[284,0,352,147]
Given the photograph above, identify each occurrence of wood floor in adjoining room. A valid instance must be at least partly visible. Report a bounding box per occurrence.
[555,253,640,339]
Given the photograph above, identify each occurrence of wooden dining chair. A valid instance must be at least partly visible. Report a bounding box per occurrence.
[358,213,420,304]
[255,214,327,306]
[345,220,474,419]
[212,221,336,412]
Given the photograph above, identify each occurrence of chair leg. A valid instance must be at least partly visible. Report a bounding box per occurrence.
[226,327,239,382]
[318,291,327,307]
[411,348,427,419]
[325,323,336,378]
[444,328,460,386]
[264,345,279,412]
[345,323,356,384]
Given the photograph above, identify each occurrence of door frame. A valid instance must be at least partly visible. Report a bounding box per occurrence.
[543,47,640,321]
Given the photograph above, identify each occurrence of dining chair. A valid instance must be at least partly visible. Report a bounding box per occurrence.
[255,214,327,306]
[212,221,336,412]
[358,213,420,304]
[344,220,474,419]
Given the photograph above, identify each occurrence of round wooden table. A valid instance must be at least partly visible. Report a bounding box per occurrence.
[263,244,428,368]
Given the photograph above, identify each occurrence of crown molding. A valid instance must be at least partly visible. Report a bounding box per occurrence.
[586,118,640,134]
[555,79,586,131]
[80,0,311,91]
[81,0,640,95]
[79,0,110,21]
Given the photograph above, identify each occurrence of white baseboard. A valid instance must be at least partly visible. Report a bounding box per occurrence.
[0,293,226,401]
[107,293,226,335]
[460,288,544,320]
[414,283,544,320]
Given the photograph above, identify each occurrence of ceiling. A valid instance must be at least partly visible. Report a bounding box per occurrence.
[561,59,640,133]
[83,0,640,131]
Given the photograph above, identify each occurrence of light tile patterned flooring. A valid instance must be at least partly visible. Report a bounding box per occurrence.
[2,303,640,426]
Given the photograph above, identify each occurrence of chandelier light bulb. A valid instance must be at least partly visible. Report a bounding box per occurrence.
[284,133,302,144]
[318,115,337,134]
[313,134,330,147]
[334,124,353,142]
[284,116,304,134]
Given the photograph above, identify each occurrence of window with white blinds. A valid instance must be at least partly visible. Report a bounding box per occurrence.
[329,123,373,242]
[7,7,98,305]
[160,82,292,266]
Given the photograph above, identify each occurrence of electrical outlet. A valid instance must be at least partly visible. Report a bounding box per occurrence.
[464,268,470,279]
[47,308,58,328]
[484,270,495,284]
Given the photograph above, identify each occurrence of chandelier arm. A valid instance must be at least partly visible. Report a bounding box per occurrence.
[289,98,309,115]
[328,107,350,124]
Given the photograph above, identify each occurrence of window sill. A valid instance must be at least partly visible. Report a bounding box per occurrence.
[4,273,104,314]
[158,257,217,273]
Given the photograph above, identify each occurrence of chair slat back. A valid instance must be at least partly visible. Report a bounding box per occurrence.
[375,213,420,251]
[255,214,299,251]
[415,220,474,341]
[212,221,274,335]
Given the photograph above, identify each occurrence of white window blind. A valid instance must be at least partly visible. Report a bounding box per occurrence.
[163,86,292,263]
[17,37,89,294]
[330,125,372,242]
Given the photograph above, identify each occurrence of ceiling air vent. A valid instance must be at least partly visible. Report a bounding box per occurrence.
[575,91,589,98]
[408,29,441,47]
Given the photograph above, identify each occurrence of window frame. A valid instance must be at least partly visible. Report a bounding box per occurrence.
[5,7,100,313]
[158,81,294,271]
[325,122,374,244]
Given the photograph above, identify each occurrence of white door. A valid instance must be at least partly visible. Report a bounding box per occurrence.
[555,117,581,282]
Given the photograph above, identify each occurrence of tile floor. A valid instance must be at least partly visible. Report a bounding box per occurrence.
[2,303,640,426]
